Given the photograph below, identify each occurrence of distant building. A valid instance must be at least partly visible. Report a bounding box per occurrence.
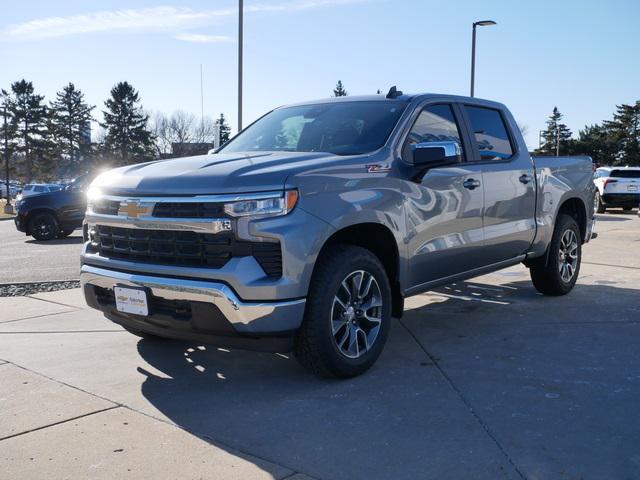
[171,143,215,157]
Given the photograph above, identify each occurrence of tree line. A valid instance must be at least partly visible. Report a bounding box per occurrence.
[0,80,231,182]
[534,103,640,166]
[2,77,637,182]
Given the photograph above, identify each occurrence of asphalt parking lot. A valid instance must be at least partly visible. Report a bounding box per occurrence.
[1,212,639,479]
[0,219,83,283]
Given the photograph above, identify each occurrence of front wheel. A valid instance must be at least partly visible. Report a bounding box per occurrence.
[29,213,59,241]
[294,244,392,378]
[529,214,581,296]
[57,228,75,238]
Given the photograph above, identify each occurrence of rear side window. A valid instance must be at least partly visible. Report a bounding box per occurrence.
[403,104,464,160]
[611,170,640,178]
[464,106,514,161]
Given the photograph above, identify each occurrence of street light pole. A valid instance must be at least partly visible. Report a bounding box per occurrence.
[238,0,243,132]
[3,100,13,214]
[470,20,496,97]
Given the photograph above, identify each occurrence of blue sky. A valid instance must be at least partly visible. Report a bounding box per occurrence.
[1,0,638,149]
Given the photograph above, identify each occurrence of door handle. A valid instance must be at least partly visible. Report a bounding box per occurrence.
[519,174,533,184]
[463,178,481,190]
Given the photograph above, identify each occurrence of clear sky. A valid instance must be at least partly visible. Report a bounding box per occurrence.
[1,0,638,150]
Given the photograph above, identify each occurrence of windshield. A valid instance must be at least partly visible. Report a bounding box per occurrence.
[220,101,407,156]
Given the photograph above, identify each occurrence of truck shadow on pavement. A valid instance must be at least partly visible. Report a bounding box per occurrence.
[132,276,640,480]
[25,235,84,245]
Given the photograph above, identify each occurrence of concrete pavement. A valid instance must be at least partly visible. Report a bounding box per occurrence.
[0,213,639,479]
[0,219,82,283]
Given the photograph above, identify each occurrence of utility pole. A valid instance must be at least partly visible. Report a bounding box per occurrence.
[3,99,13,214]
[556,123,560,157]
[238,0,243,132]
[200,64,205,136]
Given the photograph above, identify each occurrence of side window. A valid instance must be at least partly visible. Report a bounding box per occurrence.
[403,104,464,161]
[464,106,514,161]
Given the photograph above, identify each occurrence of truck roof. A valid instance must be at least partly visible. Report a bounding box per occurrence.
[283,93,508,111]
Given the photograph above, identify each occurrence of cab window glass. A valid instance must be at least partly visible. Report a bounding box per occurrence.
[464,106,514,161]
[403,104,463,160]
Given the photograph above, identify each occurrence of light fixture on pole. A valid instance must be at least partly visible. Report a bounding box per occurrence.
[238,0,243,132]
[470,20,496,97]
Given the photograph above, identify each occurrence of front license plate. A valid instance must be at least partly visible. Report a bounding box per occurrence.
[627,185,637,191]
[114,286,149,316]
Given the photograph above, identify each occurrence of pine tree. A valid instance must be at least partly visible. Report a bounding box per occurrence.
[565,124,618,167]
[333,80,348,97]
[216,113,231,144]
[536,107,572,156]
[7,80,51,181]
[100,82,155,165]
[603,101,640,166]
[50,83,94,174]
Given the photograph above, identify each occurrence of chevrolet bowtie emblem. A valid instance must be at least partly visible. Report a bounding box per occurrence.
[118,200,152,218]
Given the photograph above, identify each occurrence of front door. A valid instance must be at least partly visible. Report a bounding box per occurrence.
[403,103,486,290]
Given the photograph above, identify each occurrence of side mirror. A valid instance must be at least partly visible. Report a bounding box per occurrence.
[412,141,461,166]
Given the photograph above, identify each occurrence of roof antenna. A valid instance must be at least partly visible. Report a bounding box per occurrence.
[386,86,403,99]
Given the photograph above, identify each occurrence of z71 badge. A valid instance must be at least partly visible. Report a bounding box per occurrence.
[366,163,391,173]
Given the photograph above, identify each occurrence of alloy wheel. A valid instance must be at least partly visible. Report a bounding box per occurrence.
[330,270,383,359]
[558,229,579,283]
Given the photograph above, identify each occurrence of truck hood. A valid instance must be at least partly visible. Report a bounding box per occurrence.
[92,151,340,196]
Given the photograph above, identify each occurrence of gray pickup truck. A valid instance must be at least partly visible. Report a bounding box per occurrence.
[81,90,595,377]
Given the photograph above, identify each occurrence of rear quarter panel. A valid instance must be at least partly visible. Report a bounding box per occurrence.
[529,156,595,257]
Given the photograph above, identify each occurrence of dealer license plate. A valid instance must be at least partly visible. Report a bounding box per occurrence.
[114,286,149,316]
[627,185,637,191]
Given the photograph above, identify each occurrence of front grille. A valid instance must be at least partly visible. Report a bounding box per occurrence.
[91,225,282,277]
[152,202,226,218]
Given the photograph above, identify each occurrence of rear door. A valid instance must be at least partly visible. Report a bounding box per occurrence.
[403,103,486,289]
[461,105,536,264]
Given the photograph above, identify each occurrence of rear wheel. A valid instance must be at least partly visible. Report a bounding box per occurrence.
[29,213,59,241]
[294,244,392,378]
[594,192,606,214]
[529,214,581,296]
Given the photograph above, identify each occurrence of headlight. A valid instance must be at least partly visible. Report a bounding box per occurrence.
[224,190,298,218]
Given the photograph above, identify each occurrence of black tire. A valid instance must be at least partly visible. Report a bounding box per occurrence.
[57,228,75,238]
[594,192,606,214]
[529,214,581,296]
[294,244,392,378]
[29,213,59,241]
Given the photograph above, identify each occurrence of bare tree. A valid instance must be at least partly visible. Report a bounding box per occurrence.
[193,115,218,144]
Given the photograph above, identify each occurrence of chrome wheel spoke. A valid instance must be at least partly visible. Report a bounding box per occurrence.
[330,269,384,359]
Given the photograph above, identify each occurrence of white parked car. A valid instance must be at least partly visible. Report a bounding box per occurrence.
[593,166,640,213]
[16,183,63,201]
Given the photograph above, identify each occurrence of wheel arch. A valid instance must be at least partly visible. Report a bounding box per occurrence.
[557,197,587,243]
[315,222,404,318]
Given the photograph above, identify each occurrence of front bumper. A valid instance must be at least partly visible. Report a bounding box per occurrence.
[81,265,306,352]
[14,213,27,233]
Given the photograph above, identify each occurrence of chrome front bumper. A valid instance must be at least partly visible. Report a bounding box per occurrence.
[80,265,306,334]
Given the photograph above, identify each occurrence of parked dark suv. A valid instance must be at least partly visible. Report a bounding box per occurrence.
[15,174,90,241]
